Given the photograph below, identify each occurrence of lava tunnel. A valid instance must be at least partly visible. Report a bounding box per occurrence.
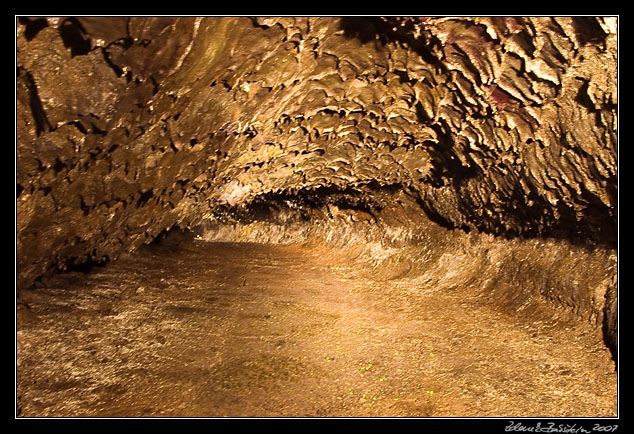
[16,16,618,418]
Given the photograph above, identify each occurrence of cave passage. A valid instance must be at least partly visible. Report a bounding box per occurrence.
[16,232,616,417]
[16,16,618,418]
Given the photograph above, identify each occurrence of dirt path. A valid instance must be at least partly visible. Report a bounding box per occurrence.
[16,241,617,417]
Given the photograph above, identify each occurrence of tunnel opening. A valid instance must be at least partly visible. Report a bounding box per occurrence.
[16,16,618,418]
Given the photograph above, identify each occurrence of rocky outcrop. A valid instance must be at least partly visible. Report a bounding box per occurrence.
[16,16,617,357]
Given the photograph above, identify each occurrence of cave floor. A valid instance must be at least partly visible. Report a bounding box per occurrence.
[16,240,617,418]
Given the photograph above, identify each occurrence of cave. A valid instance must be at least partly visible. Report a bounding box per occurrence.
[15,16,618,418]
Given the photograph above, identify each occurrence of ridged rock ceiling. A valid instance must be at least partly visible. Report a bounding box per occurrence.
[16,16,617,294]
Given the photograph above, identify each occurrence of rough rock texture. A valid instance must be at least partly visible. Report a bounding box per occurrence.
[16,17,617,359]
[16,238,617,417]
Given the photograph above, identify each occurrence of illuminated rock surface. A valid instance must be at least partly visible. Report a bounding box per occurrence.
[16,16,617,417]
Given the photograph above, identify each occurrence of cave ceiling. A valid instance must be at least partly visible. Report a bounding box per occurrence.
[16,16,618,289]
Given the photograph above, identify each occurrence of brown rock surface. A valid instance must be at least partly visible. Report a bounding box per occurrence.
[16,236,617,417]
[16,16,618,418]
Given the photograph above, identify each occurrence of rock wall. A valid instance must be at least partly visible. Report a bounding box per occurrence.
[16,16,617,353]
